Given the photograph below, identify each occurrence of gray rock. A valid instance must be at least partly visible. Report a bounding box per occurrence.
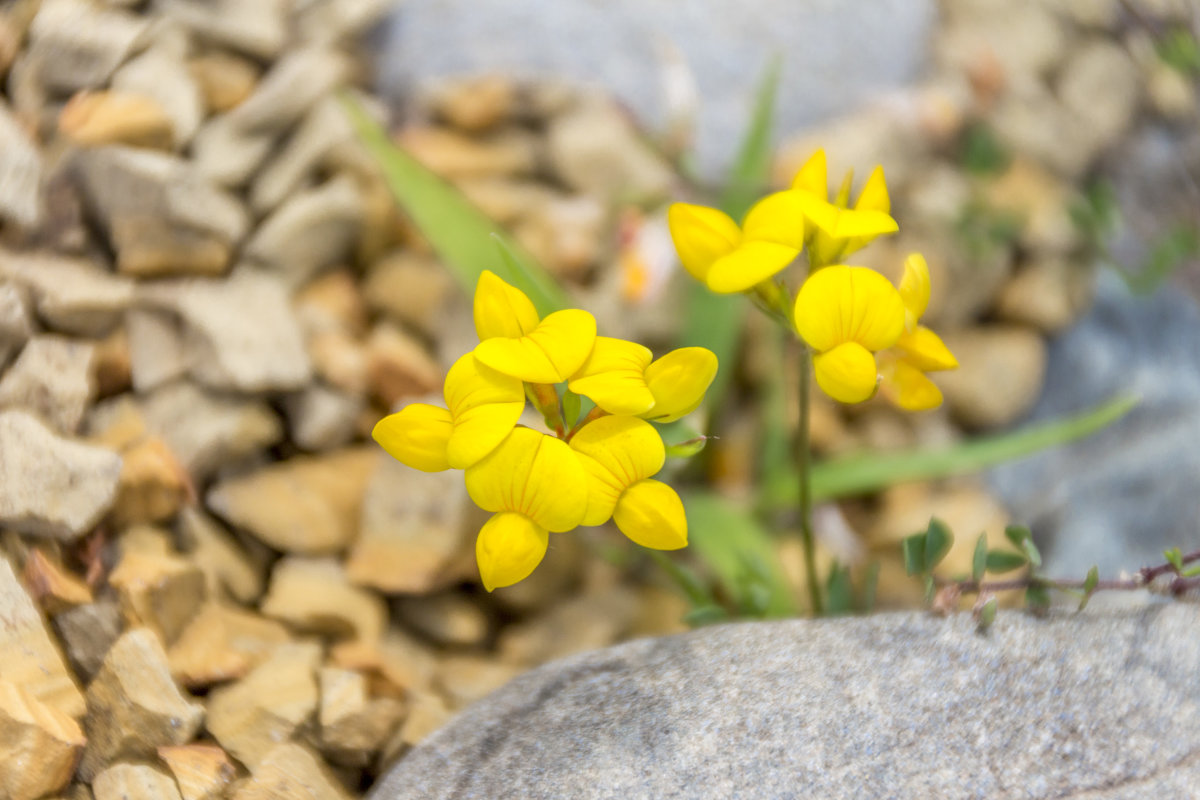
[376,0,936,177]
[0,99,43,230]
[0,249,134,337]
[991,272,1200,576]
[1057,40,1139,154]
[283,383,364,452]
[0,409,122,541]
[245,175,363,287]
[250,97,356,214]
[226,47,351,136]
[25,0,149,93]
[372,604,1200,800]
[156,0,288,61]
[0,335,96,434]
[125,308,188,392]
[110,29,205,148]
[0,282,32,369]
[138,270,312,393]
[189,114,278,188]
[73,146,249,278]
[52,596,124,683]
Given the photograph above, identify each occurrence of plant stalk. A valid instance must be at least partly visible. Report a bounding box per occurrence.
[797,343,823,615]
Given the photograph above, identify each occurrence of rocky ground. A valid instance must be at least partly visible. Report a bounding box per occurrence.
[0,1,1197,799]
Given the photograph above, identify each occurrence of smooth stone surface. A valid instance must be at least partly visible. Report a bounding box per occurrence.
[377,0,936,176]
[371,604,1200,800]
[991,272,1200,575]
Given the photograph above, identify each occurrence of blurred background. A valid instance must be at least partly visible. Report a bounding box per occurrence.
[1,0,1199,797]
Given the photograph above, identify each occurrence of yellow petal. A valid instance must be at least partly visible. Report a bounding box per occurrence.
[475,512,549,591]
[474,269,540,340]
[706,240,800,294]
[895,326,958,372]
[741,190,806,251]
[474,309,598,383]
[442,354,525,469]
[667,203,741,285]
[613,479,687,550]
[796,192,899,240]
[855,166,891,214]
[567,337,655,415]
[881,359,944,411]
[794,265,906,353]
[641,347,718,422]
[569,416,665,525]
[371,403,452,472]
[898,253,931,328]
[790,149,828,201]
[833,168,854,207]
[813,341,879,404]
[465,427,588,532]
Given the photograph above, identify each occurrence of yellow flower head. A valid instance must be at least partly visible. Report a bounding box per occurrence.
[568,339,718,422]
[465,427,590,590]
[667,190,806,294]
[793,265,905,404]
[371,353,524,471]
[569,416,687,550]
[790,149,899,267]
[473,270,597,383]
[877,254,959,411]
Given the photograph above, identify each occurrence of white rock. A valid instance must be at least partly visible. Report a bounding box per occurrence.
[138,270,312,392]
[226,47,351,135]
[0,335,96,434]
[190,114,278,188]
[111,31,205,148]
[250,97,355,214]
[245,176,363,288]
[284,384,364,452]
[156,0,288,60]
[0,282,32,369]
[93,763,184,800]
[1058,40,1140,151]
[0,100,42,230]
[126,309,189,392]
[294,0,394,45]
[0,249,134,337]
[0,410,122,541]
[26,0,149,92]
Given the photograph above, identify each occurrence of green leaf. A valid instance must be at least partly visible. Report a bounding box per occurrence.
[971,533,988,583]
[861,561,880,613]
[923,518,954,573]
[679,55,782,413]
[824,562,853,616]
[340,94,569,315]
[1004,524,1030,548]
[682,492,795,617]
[762,394,1137,506]
[985,549,1028,574]
[1078,565,1099,612]
[665,436,709,459]
[1025,583,1051,613]
[1164,547,1185,571]
[1182,564,1200,578]
[960,122,1010,176]
[683,605,729,627]
[561,390,581,429]
[902,533,927,577]
[1020,537,1042,569]
[976,595,998,631]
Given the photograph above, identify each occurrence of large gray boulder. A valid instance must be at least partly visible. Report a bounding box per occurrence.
[371,603,1200,799]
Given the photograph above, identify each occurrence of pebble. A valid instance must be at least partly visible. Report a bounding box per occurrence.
[138,270,312,392]
[317,667,406,767]
[982,158,1081,254]
[78,628,205,780]
[92,763,183,800]
[59,88,174,152]
[496,587,638,666]
[110,35,205,148]
[100,426,190,527]
[365,322,443,407]
[250,96,355,214]
[157,0,287,61]
[513,194,606,279]
[294,269,369,338]
[21,548,92,615]
[394,592,490,648]
[936,325,1048,429]
[167,602,292,689]
[0,410,122,542]
[205,642,321,769]
[1057,40,1140,153]
[73,146,249,278]
[25,0,149,92]
[995,257,1095,334]
[362,251,455,336]
[0,334,95,434]
[346,457,471,594]
[399,125,541,179]
[51,597,124,682]
[206,447,378,555]
[293,0,393,46]
[262,556,387,643]
[226,46,350,135]
[0,281,32,368]
[425,75,517,133]
[284,383,364,452]
[188,51,260,114]
[0,678,86,800]
[245,174,363,287]
[434,655,523,711]
[156,743,238,800]
[0,249,134,337]
[231,743,352,800]
[176,507,265,604]
[189,114,277,188]
[107,549,207,645]
[0,100,42,230]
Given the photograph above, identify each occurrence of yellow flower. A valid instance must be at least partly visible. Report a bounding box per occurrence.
[793,265,905,403]
[790,149,898,267]
[667,190,806,294]
[473,270,597,383]
[372,353,524,471]
[464,427,590,590]
[878,254,959,411]
[569,415,687,550]
[568,339,718,421]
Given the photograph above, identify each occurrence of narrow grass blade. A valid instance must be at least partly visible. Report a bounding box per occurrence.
[340,94,568,315]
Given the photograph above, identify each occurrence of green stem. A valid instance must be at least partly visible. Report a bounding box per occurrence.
[796,343,823,615]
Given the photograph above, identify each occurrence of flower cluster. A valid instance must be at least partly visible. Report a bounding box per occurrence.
[373,270,718,591]
[669,149,958,410]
